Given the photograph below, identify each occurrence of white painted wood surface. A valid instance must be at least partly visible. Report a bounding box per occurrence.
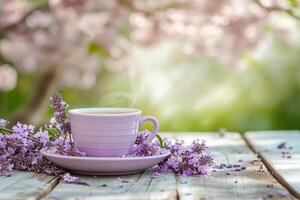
[173,132,297,200]
[43,170,177,200]
[245,131,300,198]
[1,132,299,200]
[0,171,58,200]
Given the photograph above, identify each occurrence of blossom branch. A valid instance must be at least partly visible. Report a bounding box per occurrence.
[0,4,49,34]
[254,0,300,20]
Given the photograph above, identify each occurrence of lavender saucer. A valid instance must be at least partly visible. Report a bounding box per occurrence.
[41,149,170,175]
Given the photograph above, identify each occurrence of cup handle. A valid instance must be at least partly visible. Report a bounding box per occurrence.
[138,116,159,142]
[129,116,159,154]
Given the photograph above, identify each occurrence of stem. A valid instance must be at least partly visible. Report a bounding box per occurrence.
[62,132,74,148]
[0,126,14,133]
[27,136,39,143]
[0,127,40,143]
[68,132,74,147]
[253,0,282,11]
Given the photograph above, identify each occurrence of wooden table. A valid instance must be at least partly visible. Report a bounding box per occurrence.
[0,131,299,200]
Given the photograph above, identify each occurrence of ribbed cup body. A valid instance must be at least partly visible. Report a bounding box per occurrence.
[69,108,141,157]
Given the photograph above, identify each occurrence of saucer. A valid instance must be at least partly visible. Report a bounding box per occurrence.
[41,149,170,175]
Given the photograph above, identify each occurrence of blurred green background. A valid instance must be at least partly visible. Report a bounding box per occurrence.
[1,0,300,132]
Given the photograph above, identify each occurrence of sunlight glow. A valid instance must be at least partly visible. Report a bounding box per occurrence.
[147,73,171,103]
[194,85,237,111]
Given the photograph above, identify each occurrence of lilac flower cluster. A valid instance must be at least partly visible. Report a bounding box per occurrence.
[62,173,88,185]
[0,93,214,183]
[49,93,71,136]
[0,93,84,179]
[157,138,213,176]
[133,131,213,176]
[0,119,8,127]
[132,130,160,156]
[0,122,62,176]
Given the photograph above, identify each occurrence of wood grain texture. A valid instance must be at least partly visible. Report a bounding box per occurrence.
[4,132,300,200]
[43,170,176,200]
[43,133,177,200]
[172,132,297,200]
[245,131,300,198]
[0,170,59,200]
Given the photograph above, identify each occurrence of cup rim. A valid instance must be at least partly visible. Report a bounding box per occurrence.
[68,108,141,117]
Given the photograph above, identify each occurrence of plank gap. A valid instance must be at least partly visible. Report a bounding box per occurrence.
[243,132,300,199]
[36,176,60,200]
[173,132,297,200]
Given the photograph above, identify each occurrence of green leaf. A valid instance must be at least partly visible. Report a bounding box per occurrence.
[88,42,109,58]
[155,134,164,148]
[44,128,60,138]
[0,126,13,134]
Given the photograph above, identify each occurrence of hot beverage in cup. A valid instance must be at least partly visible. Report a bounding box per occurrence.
[68,108,159,157]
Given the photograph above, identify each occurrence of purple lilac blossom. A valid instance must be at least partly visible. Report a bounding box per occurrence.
[50,136,86,157]
[0,94,214,180]
[131,130,160,156]
[158,138,213,176]
[0,95,85,182]
[277,142,287,149]
[62,173,88,185]
[35,130,50,146]
[49,93,71,135]
[134,131,213,175]
[0,122,63,176]
[0,119,8,127]
[12,122,35,138]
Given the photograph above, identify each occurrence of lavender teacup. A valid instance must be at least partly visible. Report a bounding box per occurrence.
[68,108,159,157]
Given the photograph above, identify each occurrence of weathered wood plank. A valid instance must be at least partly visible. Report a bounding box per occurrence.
[44,173,139,200]
[173,132,297,200]
[245,131,300,198]
[43,170,176,200]
[0,170,59,200]
[43,133,177,200]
